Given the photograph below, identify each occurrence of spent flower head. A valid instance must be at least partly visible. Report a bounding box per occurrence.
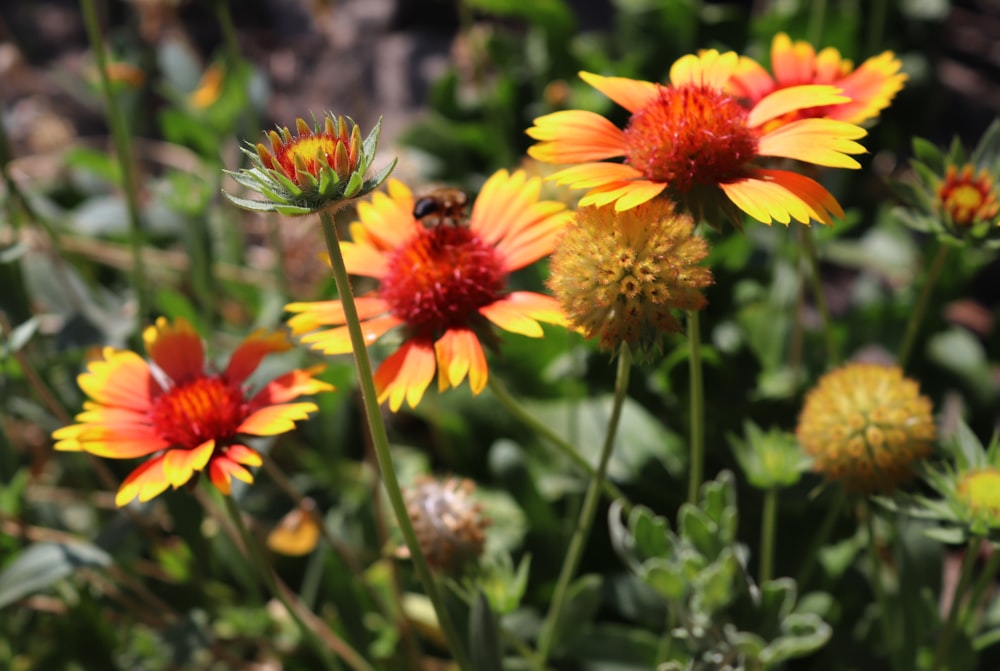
[546,199,712,357]
[52,318,333,506]
[223,112,396,216]
[399,475,490,574]
[892,119,1000,247]
[795,363,935,494]
[527,49,867,230]
[285,169,570,411]
[727,32,906,129]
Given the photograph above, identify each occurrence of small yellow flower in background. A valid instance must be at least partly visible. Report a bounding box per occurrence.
[96,61,146,89]
[188,63,225,110]
[53,318,333,506]
[795,363,935,494]
[223,112,396,216]
[937,164,1000,227]
[526,49,868,229]
[547,199,712,356]
[906,422,1000,541]
[398,476,489,574]
[891,119,1000,247]
[285,169,570,411]
[957,468,1000,520]
[727,32,906,128]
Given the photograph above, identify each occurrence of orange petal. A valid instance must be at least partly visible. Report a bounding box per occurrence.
[828,51,906,125]
[578,179,665,210]
[758,118,867,168]
[480,291,565,337]
[77,349,157,413]
[613,181,672,211]
[225,444,263,467]
[143,317,205,384]
[720,170,844,226]
[526,110,626,163]
[209,457,254,495]
[434,328,488,393]
[341,240,390,278]
[115,455,170,506]
[374,339,437,412]
[755,169,845,223]
[495,204,572,271]
[351,179,420,249]
[770,33,818,86]
[726,55,776,102]
[548,162,645,189]
[577,71,660,113]
[748,85,849,128]
[251,366,334,406]
[266,500,321,556]
[162,440,215,487]
[299,314,402,355]
[670,50,738,89]
[224,329,291,385]
[52,423,169,458]
[469,169,536,242]
[236,402,319,435]
[285,296,389,333]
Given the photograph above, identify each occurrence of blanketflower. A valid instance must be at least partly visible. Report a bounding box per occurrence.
[223,112,396,216]
[285,169,570,411]
[796,363,935,494]
[53,318,333,506]
[727,32,906,127]
[891,120,1000,247]
[526,50,868,228]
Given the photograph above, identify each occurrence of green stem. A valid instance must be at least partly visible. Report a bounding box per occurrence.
[865,505,899,671]
[806,0,828,44]
[222,495,364,671]
[931,537,985,671]
[687,310,705,504]
[898,244,950,370]
[759,488,779,585]
[797,489,844,587]
[79,0,147,327]
[318,209,472,671]
[960,542,1000,630]
[535,344,633,668]
[800,226,840,366]
[654,608,677,666]
[486,376,632,514]
[865,0,889,56]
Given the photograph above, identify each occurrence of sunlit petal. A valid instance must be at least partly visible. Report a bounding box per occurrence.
[224,329,292,385]
[143,317,204,384]
[374,339,437,412]
[577,71,660,112]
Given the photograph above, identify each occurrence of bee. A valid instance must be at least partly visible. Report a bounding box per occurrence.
[412,187,469,228]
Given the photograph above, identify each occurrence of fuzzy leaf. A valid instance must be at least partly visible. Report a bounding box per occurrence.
[0,541,111,610]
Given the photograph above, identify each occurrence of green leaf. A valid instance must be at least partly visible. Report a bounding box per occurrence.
[469,592,503,671]
[972,118,1000,170]
[549,574,603,654]
[631,507,670,562]
[5,316,39,353]
[912,137,944,174]
[760,613,832,664]
[0,541,111,610]
[220,190,280,212]
[679,504,718,558]
[642,558,687,601]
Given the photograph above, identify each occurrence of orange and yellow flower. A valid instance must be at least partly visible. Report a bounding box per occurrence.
[727,32,906,128]
[53,318,333,506]
[285,169,570,411]
[526,50,868,227]
[937,163,1000,227]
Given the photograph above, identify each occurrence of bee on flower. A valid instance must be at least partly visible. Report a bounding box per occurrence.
[285,169,570,411]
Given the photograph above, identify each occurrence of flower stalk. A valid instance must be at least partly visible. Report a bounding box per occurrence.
[535,343,632,668]
[898,244,950,370]
[687,310,705,504]
[80,0,147,330]
[317,209,472,671]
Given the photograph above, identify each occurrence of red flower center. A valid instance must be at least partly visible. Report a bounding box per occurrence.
[273,135,355,185]
[150,376,246,448]
[938,164,999,226]
[379,226,506,337]
[623,85,758,193]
